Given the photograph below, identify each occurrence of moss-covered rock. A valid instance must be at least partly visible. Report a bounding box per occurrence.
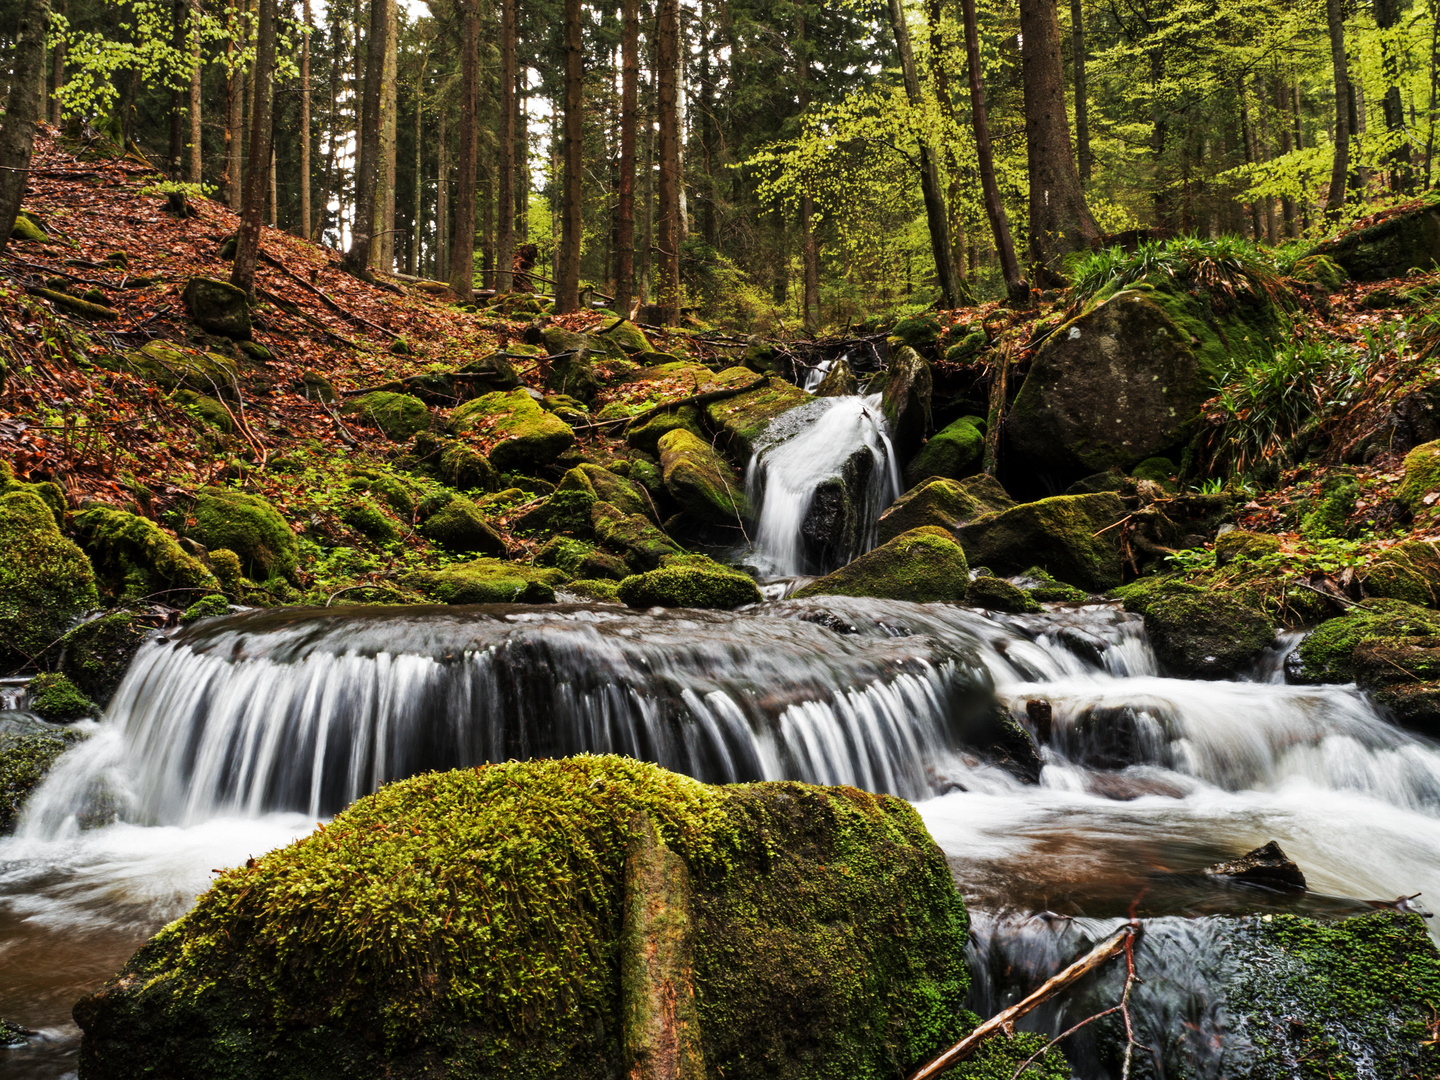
[420,497,506,557]
[346,471,416,518]
[56,610,150,705]
[891,313,943,350]
[703,369,808,459]
[657,429,749,528]
[880,346,933,461]
[450,389,576,472]
[617,559,761,610]
[455,352,522,391]
[814,357,858,397]
[1396,439,1439,514]
[902,419,983,488]
[73,508,220,602]
[0,460,67,525]
[593,319,653,354]
[182,276,252,339]
[0,732,71,833]
[1296,599,1440,685]
[208,548,244,596]
[344,392,430,441]
[117,341,239,397]
[188,488,299,582]
[625,406,704,456]
[1307,198,1440,281]
[1365,538,1440,607]
[406,559,562,605]
[0,491,100,668]
[173,389,235,432]
[1290,253,1348,290]
[10,212,48,243]
[182,594,231,623]
[341,499,401,544]
[535,537,628,580]
[956,492,1127,592]
[1116,577,1276,679]
[514,487,599,536]
[1017,566,1092,603]
[563,578,624,603]
[877,475,1015,545]
[592,501,684,572]
[966,575,1041,614]
[1129,456,1177,490]
[794,527,969,604]
[564,464,654,521]
[24,672,96,721]
[944,329,987,364]
[435,443,498,493]
[299,370,339,403]
[74,757,991,1080]
[1214,529,1281,567]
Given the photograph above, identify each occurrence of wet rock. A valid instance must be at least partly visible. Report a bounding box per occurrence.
[956,492,1126,593]
[793,527,969,604]
[617,557,761,610]
[880,346,933,461]
[794,610,860,635]
[1306,200,1440,281]
[966,575,1041,614]
[625,405,705,456]
[182,275,251,339]
[420,497,507,557]
[405,558,563,604]
[658,429,749,529]
[188,488,299,583]
[800,445,875,570]
[57,611,151,706]
[24,672,96,722]
[0,490,100,669]
[449,389,576,472]
[592,501,684,572]
[703,368,808,459]
[1113,576,1276,680]
[344,391,430,441]
[877,474,1015,545]
[0,731,74,833]
[1017,566,1093,603]
[903,418,983,488]
[0,1017,34,1045]
[73,508,220,602]
[814,356,857,397]
[1025,699,1053,744]
[1204,840,1307,892]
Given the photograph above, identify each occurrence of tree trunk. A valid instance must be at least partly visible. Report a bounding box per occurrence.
[925,0,972,302]
[885,0,960,308]
[170,0,187,180]
[1324,0,1350,220]
[517,83,530,241]
[1070,0,1090,186]
[299,0,312,237]
[656,0,682,324]
[1276,76,1295,237]
[557,0,584,313]
[1239,80,1263,239]
[1018,0,1099,279]
[447,0,479,297]
[961,0,1028,306]
[0,0,51,257]
[1375,0,1414,193]
[496,0,517,293]
[189,0,203,184]
[231,0,276,298]
[346,0,391,276]
[373,0,398,271]
[410,58,422,274]
[640,14,655,304]
[437,108,449,277]
[613,0,638,315]
[225,2,244,210]
[320,17,339,240]
[797,10,820,328]
[48,0,65,126]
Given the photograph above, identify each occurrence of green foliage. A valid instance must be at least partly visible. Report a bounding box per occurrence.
[1068,235,1287,309]
[25,672,96,722]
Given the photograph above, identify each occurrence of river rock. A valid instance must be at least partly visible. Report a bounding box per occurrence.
[73,508,220,602]
[1396,438,1439,515]
[800,445,876,572]
[703,368,808,459]
[1113,577,1276,680]
[1363,538,1440,607]
[0,730,76,833]
[793,526,969,604]
[967,575,1041,614]
[188,488,299,583]
[450,388,576,472]
[406,558,563,604]
[0,491,100,669]
[420,497,507,557]
[182,275,251,339]
[880,346,932,462]
[657,429,749,529]
[956,492,1126,592]
[814,357,857,397]
[877,474,1016,545]
[626,405,704,456]
[23,672,96,722]
[56,610,151,706]
[617,557,761,610]
[1204,840,1306,891]
[1306,199,1440,281]
[73,756,1021,1080]
[592,502,684,572]
[903,418,983,487]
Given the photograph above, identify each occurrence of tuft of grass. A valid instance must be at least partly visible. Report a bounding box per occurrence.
[1067,234,1288,309]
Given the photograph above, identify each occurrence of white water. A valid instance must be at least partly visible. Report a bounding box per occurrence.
[742,393,901,577]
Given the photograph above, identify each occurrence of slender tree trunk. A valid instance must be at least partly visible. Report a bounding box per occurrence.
[48,0,65,125]
[188,0,203,184]
[299,0,312,237]
[496,0,517,292]
[1257,75,1278,244]
[1324,0,1351,220]
[448,0,478,297]
[1427,0,1439,189]
[1277,77,1296,236]
[1375,0,1413,192]
[797,11,820,328]
[517,83,530,241]
[640,33,655,304]
[1018,0,1099,278]
[231,0,275,297]
[345,0,391,276]
[926,0,972,301]
[437,108,449,276]
[0,0,51,256]
[1070,0,1090,186]
[961,0,1028,305]
[410,61,422,274]
[268,145,277,226]
[170,0,187,180]
[373,0,398,271]
[320,18,339,240]
[1239,80,1263,239]
[557,0,584,312]
[886,0,960,307]
[656,0,682,323]
[225,3,244,210]
[613,0,638,315]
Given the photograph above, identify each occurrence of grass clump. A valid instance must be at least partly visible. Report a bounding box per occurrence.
[1068,235,1288,309]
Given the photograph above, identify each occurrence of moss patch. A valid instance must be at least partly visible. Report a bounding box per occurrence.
[25,672,96,721]
[345,392,430,442]
[956,492,1126,592]
[74,508,220,602]
[406,559,562,604]
[420,498,506,557]
[56,611,150,705]
[0,491,100,669]
[1215,529,1281,566]
[1124,583,1276,679]
[903,419,983,488]
[657,429,749,527]
[0,732,71,833]
[592,502,684,572]
[1364,539,1440,607]
[702,369,808,459]
[617,559,761,610]
[795,527,969,604]
[1396,440,1440,514]
[450,389,576,472]
[188,488,299,582]
[966,575,1041,614]
[1297,599,1440,684]
[877,475,1015,545]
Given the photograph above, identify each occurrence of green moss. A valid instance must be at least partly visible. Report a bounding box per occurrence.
[188,488,299,582]
[879,475,1013,545]
[564,578,623,602]
[1301,475,1357,539]
[0,491,100,668]
[1130,456,1177,490]
[406,558,561,604]
[944,329,987,364]
[182,594,231,623]
[1396,440,1440,514]
[74,507,220,602]
[438,443,499,493]
[76,758,977,1080]
[56,610,149,705]
[626,406,704,456]
[347,470,417,517]
[1215,529,1282,567]
[25,672,96,721]
[1017,565,1092,602]
[966,575,1041,613]
[592,501,684,572]
[341,500,401,544]
[1138,588,1276,679]
[0,461,67,525]
[345,392,430,441]
[563,464,653,520]
[172,389,235,432]
[1365,539,1440,607]
[891,313,942,350]
[1298,599,1440,684]
[450,389,576,472]
[795,527,970,603]
[10,213,48,243]
[657,429,749,526]
[419,498,506,556]
[300,370,338,403]
[0,1017,28,1045]
[208,548,244,596]
[956,492,1127,593]
[0,732,70,833]
[1290,253,1348,290]
[617,559,761,610]
[120,341,239,394]
[703,369,808,458]
[903,420,983,488]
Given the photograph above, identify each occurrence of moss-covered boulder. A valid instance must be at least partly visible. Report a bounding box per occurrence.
[1214,528,1281,567]
[594,319,653,354]
[56,611,150,706]
[24,672,95,722]
[966,575,1041,614]
[545,350,600,404]
[902,419,984,488]
[565,464,654,520]
[0,491,100,669]
[891,313,943,351]
[406,559,563,605]
[345,392,430,442]
[0,732,73,833]
[74,508,220,602]
[814,357,858,397]
[880,346,932,461]
[455,352,522,392]
[299,370,338,403]
[436,443,499,493]
[188,488,299,582]
[420,497,507,557]
[1114,577,1275,679]
[703,369,808,459]
[1296,598,1440,691]
[1307,198,1440,281]
[340,499,400,544]
[182,275,252,339]
[625,406,705,456]
[0,460,67,525]
[944,329,987,364]
[794,527,969,604]
[535,537,629,580]
[174,389,235,432]
[617,558,761,610]
[450,389,576,472]
[877,475,1015,545]
[956,492,1127,592]
[1396,439,1439,514]
[118,341,240,397]
[1290,253,1348,290]
[1365,538,1440,607]
[74,757,1014,1080]
[346,471,416,518]
[658,429,749,529]
[1017,566,1093,603]
[10,211,48,243]
[592,502,684,572]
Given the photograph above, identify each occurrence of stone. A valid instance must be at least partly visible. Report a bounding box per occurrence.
[187,488,299,582]
[903,419,983,488]
[73,508,220,602]
[1114,578,1276,680]
[592,502,684,572]
[1307,198,1440,281]
[626,406,705,456]
[344,392,430,441]
[891,313,942,350]
[449,389,576,472]
[439,443,500,493]
[814,357,858,397]
[0,732,73,833]
[0,491,99,669]
[1214,529,1281,567]
[658,429,749,529]
[24,672,95,722]
[967,575,1042,614]
[880,346,932,462]
[10,213,47,242]
[944,329,987,364]
[793,527,970,604]
[117,341,239,397]
[57,611,150,706]
[702,368,808,459]
[956,492,1127,593]
[455,352,522,391]
[299,370,338,403]
[1396,439,1439,514]
[877,475,1016,545]
[1203,840,1307,892]
[420,497,507,557]
[406,559,563,604]
[341,500,400,544]
[182,276,252,339]
[595,319,654,354]
[617,558,762,610]
[1364,539,1440,607]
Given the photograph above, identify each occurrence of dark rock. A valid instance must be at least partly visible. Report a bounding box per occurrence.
[793,527,969,604]
[800,445,875,571]
[182,276,251,339]
[877,474,1015,545]
[880,346,932,462]
[1204,840,1307,892]
[967,575,1041,614]
[421,498,507,557]
[903,419,983,487]
[1307,198,1440,281]
[814,357,858,397]
[956,492,1127,592]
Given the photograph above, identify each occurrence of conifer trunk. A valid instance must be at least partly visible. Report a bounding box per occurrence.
[300,0,312,238]
[48,0,65,126]
[613,0,638,315]
[1070,0,1090,185]
[410,62,422,273]
[656,0,682,324]
[497,0,517,293]
[345,0,390,277]
[374,0,398,272]
[0,0,51,257]
[557,0,584,313]
[1324,0,1351,220]
[448,0,478,298]
[230,0,275,298]
[189,0,202,184]
[225,2,243,210]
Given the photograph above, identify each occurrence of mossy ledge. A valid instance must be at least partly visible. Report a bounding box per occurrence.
[73,756,1056,1080]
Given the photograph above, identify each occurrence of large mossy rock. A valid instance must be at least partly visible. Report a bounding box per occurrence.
[0,491,99,668]
[116,341,240,397]
[1113,576,1275,679]
[703,369,808,459]
[344,392,430,441]
[1307,199,1440,281]
[625,405,704,456]
[793,527,969,604]
[406,559,563,604]
[956,492,1126,592]
[878,475,1015,545]
[1008,282,1284,486]
[1364,538,1440,607]
[74,508,220,602]
[57,610,151,706]
[188,488,299,582]
[658,429,749,528]
[73,757,1012,1080]
[1396,439,1439,514]
[419,497,507,557]
[617,558,761,610]
[880,346,933,461]
[450,389,576,472]
[182,276,252,339]
[24,672,96,722]
[903,418,983,488]
[592,502,684,572]
[0,731,74,833]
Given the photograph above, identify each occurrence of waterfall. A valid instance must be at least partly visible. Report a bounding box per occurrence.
[743,394,902,577]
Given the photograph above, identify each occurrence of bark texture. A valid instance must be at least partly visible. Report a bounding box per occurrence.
[447,0,478,298]
[345,0,391,277]
[557,0,584,313]
[656,0,682,324]
[0,0,51,256]
[613,0,639,315]
[496,0,517,293]
[230,0,276,298]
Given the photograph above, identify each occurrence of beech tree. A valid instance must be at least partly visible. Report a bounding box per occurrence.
[230,0,275,297]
